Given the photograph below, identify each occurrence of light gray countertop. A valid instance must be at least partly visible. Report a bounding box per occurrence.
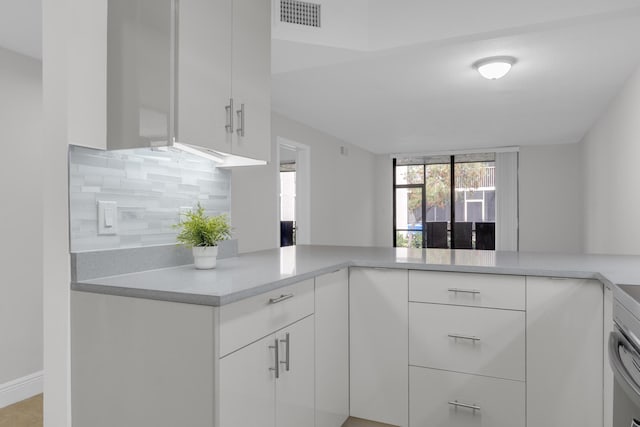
[71,245,640,306]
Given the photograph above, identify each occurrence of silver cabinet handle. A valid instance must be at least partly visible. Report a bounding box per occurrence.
[269,294,294,304]
[280,332,290,372]
[448,400,481,412]
[448,288,481,295]
[225,98,234,133]
[448,333,481,342]
[269,338,279,379]
[236,103,245,137]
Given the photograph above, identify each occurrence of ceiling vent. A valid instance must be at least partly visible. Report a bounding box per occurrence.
[280,0,321,28]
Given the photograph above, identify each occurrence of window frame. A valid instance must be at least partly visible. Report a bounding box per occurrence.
[393,155,496,250]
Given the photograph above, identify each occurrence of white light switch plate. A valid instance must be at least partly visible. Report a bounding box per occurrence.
[98,201,118,235]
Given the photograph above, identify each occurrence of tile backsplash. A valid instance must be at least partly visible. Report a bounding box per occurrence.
[69,145,231,252]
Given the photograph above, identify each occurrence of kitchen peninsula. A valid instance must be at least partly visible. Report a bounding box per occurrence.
[71,245,640,427]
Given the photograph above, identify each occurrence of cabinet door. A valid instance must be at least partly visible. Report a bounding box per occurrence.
[410,366,525,427]
[219,334,276,427]
[107,0,173,150]
[409,302,525,381]
[350,268,409,427]
[177,0,232,153]
[315,269,349,427]
[526,277,603,427]
[230,0,271,162]
[276,315,315,427]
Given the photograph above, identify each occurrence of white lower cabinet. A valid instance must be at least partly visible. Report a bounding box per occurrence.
[276,316,316,427]
[350,268,409,427]
[315,269,349,427]
[526,277,604,427]
[409,302,525,381]
[72,268,608,427]
[409,366,525,427]
[219,333,276,427]
[407,271,526,427]
[219,315,315,427]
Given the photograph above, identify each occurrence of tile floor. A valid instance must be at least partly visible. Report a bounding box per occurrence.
[0,394,42,427]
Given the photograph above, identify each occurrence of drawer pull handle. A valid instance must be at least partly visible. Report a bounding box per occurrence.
[448,333,481,342]
[448,288,481,295]
[269,338,279,379]
[448,400,481,412]
[280,332,290,371]
[269,294,294,304]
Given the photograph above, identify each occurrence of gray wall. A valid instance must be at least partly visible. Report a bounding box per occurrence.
[69,146,230,252]
[273,112,377,247]
[0,47,43,385]
[582,64,640,255]
[231,113,378,253]
[519,143,583,253]
[373,154,393,247]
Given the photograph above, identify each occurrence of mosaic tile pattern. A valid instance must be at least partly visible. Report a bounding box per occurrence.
[69,145,231,252]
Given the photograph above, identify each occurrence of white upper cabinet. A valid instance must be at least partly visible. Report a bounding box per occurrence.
[229,0,271,162]
[177,0,233,154]
[106,0,271,162]
[107,0,173,150]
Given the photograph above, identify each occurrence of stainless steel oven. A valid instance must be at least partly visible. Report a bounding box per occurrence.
[610,284,640,427]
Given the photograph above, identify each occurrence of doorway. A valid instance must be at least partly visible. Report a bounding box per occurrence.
[277,138,310,247]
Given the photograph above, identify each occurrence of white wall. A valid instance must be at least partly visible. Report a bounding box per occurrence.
[43,0,107,424]
[231,129,279,253]
[0,47,43,389]
[582,64,640,255]
[232,113,377,252]
[519,144,583,253]
[373,154,393,247]
[273,113,377,247]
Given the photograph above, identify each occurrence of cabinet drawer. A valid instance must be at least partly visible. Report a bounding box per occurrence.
[409,303,525,381]
[220,279,314,357]
[410,366,525,427]
[409,271,525,310]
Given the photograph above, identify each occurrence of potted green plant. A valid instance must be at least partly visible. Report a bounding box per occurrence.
[174,203,232,269]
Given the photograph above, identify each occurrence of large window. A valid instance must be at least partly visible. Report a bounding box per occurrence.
[394,153,497,250]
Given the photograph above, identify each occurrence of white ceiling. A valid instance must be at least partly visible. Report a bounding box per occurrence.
[272,0,640,154]
[3,0,640,155]
[0,0,41,59]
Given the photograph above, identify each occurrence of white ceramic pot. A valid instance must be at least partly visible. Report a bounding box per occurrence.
[192,246,218,270]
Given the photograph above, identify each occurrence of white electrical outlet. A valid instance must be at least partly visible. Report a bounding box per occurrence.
[98,201,118,235]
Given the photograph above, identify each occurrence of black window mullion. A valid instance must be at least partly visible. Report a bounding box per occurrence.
[422,165,427,248]
[392,158,397,247]
[450,155,456,249]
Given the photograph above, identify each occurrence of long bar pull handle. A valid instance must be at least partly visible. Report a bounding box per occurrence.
[448,400,481,412]
[236,103,245,137]
[448,333,481,342]
[269,338,279,379]
[269,294,294,304]
[448,288,481,295]
[280,332,290,372]
[225,98,234,133]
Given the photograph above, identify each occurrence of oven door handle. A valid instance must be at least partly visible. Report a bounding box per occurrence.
[609,329,640,400]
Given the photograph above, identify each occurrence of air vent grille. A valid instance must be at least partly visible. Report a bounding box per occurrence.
[280,0,321,28]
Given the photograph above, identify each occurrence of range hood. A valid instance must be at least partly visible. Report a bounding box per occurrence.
[169,142,267,168]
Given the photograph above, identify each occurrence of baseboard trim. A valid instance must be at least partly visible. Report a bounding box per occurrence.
[0,371,43,409]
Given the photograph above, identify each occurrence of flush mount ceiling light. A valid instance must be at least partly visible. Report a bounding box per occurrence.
[474,56,516,80]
